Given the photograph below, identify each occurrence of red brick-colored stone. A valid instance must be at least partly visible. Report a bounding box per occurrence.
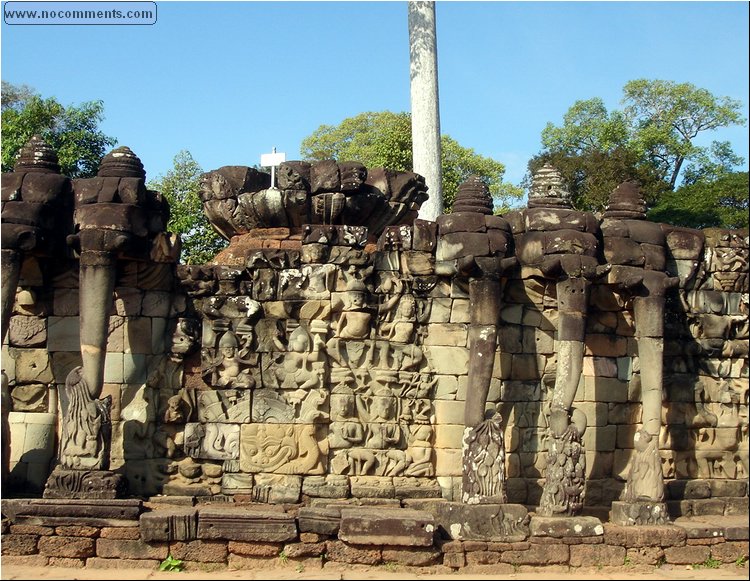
[169,540,228,563]
[86,557,160,570]
[100,526,141,540]
[604,524,686,548]
[462,540,487,552]
[466,550,502,565]
[710,541,749,563]
[1,534,38,555]
[664,545,710,565]
[569,544,626,567]
[0,555,48,567]
[324,540,381,565]
[9,524,53,536]
[626,546,664,566]
[38,536,95,558]
[48,557,85,568]
[502,543,568,565]
[95,538,168,560]
[55,525,99,537]
[439,540,464,553]
[227,541,281,557]
[282,542,326,558]
[381,546,441,566]
[442,551,465,568]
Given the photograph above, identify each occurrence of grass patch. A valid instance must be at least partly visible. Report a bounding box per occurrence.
[693,555,722,569]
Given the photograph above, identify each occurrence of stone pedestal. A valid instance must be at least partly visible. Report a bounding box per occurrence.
[43,466,126,499]
[610,500,670,526]
[529,514,604,538]
[405,499,530,541]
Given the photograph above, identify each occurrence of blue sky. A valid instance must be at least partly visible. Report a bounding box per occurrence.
[2,1,748,190]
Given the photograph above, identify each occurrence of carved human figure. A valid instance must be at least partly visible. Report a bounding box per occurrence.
[345,448,377,475]
[399,372,435,423]
[329,391,367,450]
[382,293,417,343]
[278,326,326,390]
[163,394,189,424]
[404,424,434,477]
[209,331,256,389]
[335,279,373,340]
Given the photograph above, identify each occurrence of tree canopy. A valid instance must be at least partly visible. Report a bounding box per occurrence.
[648,171,749,230]
[1,82,116,178]
[148,150,227,265]
[530,79,747,224]
[300,111,523,212]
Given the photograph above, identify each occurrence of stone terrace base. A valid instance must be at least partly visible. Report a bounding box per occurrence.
[1,497,748,572]
[610,500,670,526]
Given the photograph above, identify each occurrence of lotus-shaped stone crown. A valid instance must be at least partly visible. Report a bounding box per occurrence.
[199,160,429,239]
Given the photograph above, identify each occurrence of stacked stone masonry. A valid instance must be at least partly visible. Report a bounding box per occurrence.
[1,496,748,572]
[1,145,748,570]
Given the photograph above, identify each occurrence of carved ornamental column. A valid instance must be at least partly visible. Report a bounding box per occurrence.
[1,136,71,485]
[435,176,515,503]
[505,164,609,517]
[602,181,678,525]
[45,146,160,498]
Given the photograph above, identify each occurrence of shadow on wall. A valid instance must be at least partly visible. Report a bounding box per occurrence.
[7,410,57,495]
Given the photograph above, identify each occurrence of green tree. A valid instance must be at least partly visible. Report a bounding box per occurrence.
[648,171,749,230]
[1,82,116,178]
[148,150,227,265]
[1,81,35,109]
[681,140,746,186]
[533,79,746,214]
[541,98,630,155]
[623,79,746,189]
[526,147,668,213]
[300,111,523,211]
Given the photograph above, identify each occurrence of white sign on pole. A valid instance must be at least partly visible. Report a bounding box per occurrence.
[260,147,286,189]
[260,151,286,167]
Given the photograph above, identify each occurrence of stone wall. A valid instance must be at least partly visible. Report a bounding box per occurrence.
[5,223,746,505]
[1,496,748,573]
[1,154,747,511]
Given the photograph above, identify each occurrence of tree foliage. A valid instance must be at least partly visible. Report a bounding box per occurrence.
[1,81,35,109]
[1,82,116,178]
[148,150,227,265]
[623,79,746,189]
[648,171,749,230]
[300,111,523,211]
[532,79,747,219]
[526,147,669,213]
